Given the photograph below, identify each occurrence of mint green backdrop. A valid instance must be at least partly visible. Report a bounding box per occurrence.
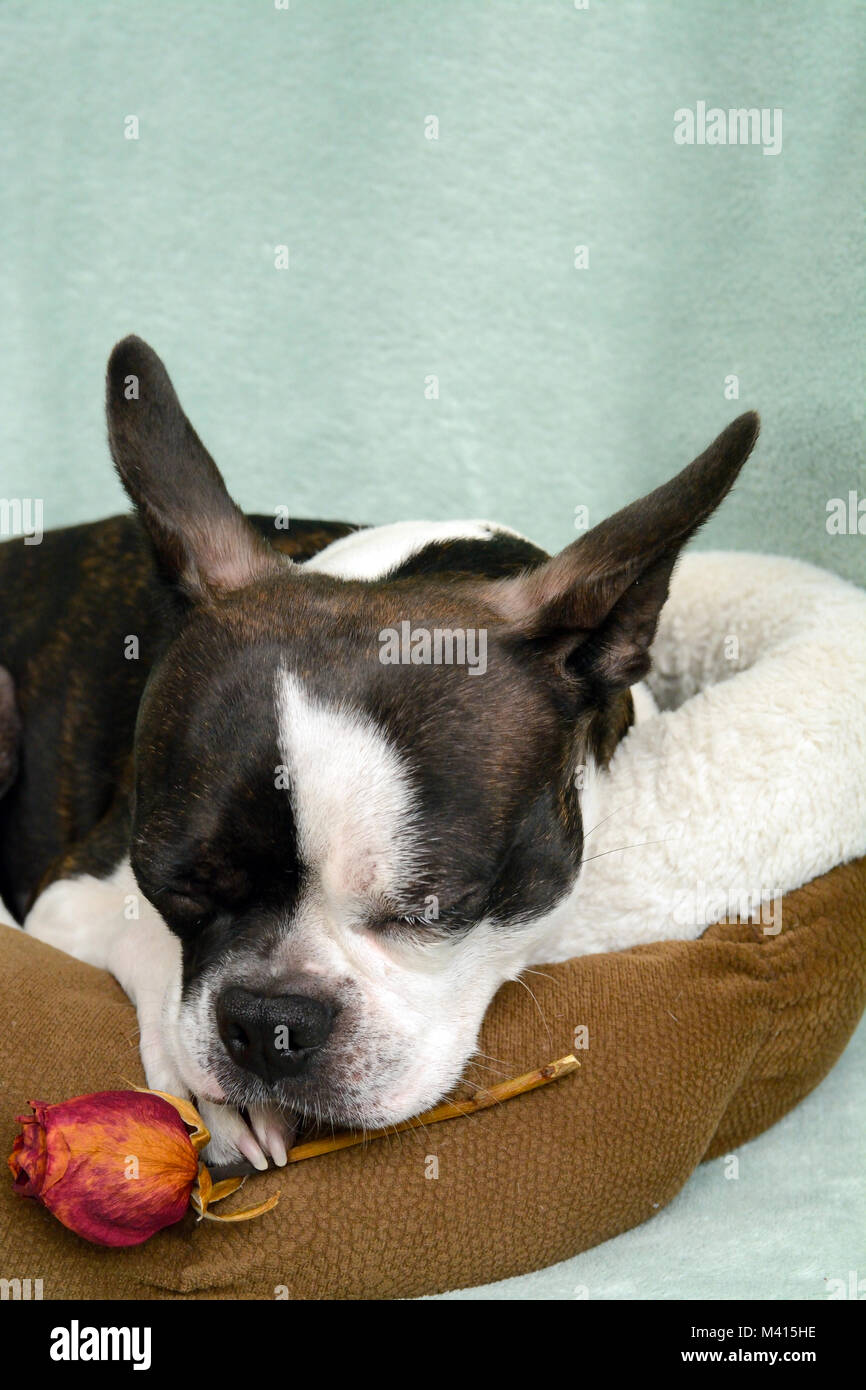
[1,0,863,1300]
[1,1,863,584]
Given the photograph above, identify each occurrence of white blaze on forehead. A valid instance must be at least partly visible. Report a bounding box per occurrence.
[274,669,420,900]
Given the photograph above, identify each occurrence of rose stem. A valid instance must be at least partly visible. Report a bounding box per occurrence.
[284,1053,580,1164]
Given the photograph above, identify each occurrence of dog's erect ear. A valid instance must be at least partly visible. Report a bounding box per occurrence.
[486,412,760,691]
[106,336,285,597]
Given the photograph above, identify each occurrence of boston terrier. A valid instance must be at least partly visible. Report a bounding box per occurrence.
[1,337,759,1168]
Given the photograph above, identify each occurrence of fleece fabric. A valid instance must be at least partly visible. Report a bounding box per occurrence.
[534,551,866,960]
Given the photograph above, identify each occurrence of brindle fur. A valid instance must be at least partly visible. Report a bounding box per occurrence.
[0,515,356,916]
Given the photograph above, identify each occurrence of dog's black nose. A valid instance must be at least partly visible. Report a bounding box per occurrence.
[216,987,335,1082]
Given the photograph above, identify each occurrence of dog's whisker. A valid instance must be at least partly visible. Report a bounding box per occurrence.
[470,1049,511,1068]
[581,805,626,842]
[580,834,679,867]
[464,1059,511,1079]
[394,1116,432,1149]
[463,1048,513,1080]
[520,967,557,984]
[511,975,553,1047]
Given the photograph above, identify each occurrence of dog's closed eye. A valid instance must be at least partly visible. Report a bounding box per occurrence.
[156,886,215,929]
[368,893,484,935]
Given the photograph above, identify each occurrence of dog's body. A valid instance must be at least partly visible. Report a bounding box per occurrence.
[3,338,759,1167]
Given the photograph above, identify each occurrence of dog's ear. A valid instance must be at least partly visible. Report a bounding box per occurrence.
[106,336,285,597]
[485,412,760,692]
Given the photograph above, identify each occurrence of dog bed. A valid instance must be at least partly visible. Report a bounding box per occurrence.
[1,551,865,1299]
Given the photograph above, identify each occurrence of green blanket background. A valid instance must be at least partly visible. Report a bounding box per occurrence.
[1,0,863,581]
[1,0,863,1301]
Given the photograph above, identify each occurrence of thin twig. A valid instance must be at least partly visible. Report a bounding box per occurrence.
[282,1054,580,1164]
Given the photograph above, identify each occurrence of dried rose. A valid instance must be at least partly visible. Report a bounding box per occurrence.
[9,1089,277,1247]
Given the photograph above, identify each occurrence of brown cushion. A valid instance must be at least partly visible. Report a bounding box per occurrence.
[2,856,864,1300]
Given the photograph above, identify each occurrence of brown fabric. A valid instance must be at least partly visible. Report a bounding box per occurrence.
[1,857,864,1300]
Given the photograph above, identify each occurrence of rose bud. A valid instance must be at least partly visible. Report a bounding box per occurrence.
[9,1091,199,1246]
[8,1089,278,1247]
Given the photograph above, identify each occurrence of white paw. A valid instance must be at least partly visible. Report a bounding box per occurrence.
[198,1099,294,1171]
[137,1013,190,1099]
[247,1102,294,1167]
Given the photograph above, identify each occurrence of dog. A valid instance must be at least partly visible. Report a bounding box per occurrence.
[1,336,759,1167]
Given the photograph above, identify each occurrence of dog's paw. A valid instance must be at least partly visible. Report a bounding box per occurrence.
[137,1015,190,1100]
[197,1099,295,1172]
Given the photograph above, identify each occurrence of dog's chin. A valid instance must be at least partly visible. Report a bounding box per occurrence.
[198,1048,463,1133]
[208,1077,419,1132]
[297,1064,468,1132]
